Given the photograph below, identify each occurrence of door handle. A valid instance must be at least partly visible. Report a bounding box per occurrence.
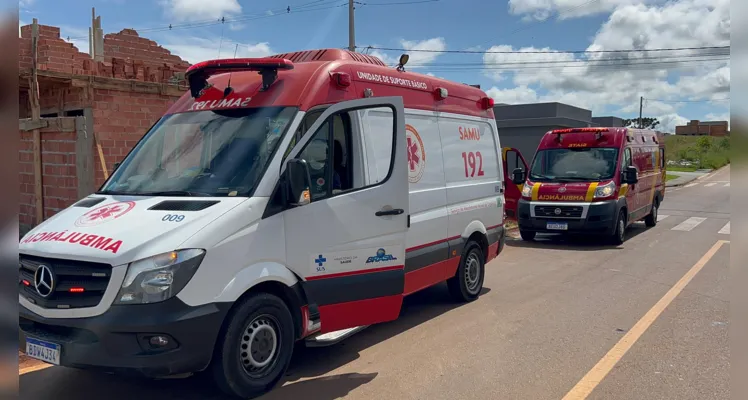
[375,209,404,217]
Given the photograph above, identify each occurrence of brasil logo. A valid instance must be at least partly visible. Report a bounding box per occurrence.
[366,248,397,264]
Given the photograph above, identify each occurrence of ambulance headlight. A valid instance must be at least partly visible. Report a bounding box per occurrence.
[115,249,206,304]
[594,181,616,199]
[521,183,532,198]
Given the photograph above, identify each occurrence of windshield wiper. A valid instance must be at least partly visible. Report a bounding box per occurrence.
[555,176,594,181]
[529,174,553,181]
[138,190,216,197]
[95,190,137,195]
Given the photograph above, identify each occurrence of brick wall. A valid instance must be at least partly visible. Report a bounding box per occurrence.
[19,24,189,83]
[675,120,729,136]
[92,88,179,185]
[19,22,192,194]
[19,25,93,75]
[19,118,80,230]
[103,28,190,82]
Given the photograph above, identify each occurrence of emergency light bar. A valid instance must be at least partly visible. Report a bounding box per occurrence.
[550,127,609,143]
[185,58,295,98]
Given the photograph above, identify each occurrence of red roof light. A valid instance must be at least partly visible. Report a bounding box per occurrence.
[480,97,495,110]
[551,127,609,134]
[185,58,294,75]
[331,72,351,88]
[185,58,295,97]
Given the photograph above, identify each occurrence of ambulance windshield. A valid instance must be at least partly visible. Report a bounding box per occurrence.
[529,147,619,182]
[98,106,297,197]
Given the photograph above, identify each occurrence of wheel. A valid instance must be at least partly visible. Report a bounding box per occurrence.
[519,230,536,241]
[610,211,627,245]
[447,241,485,302]
[211,293,295,399]
[644,199,658,227]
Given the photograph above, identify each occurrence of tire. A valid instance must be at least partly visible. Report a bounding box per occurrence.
[610,211,627,245]
[644,199,658,227]
[447,241,485,302]
[520,230,536,241]
[211,293,295,399]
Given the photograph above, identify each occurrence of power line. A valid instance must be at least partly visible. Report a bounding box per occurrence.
[360,45,731,55]
[65,0,340,39]
[65,0,433,40]
[646,97,730,103]
[406,52,730,67]
[501,0,602,38]
[359,0,439,5]
[424,58,729,72]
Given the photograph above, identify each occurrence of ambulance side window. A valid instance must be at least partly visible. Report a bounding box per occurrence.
[283,110,325,162]
[659,148,665,169]
[623,148,632,169]
[296,112,356,201]
[294,106,395,202]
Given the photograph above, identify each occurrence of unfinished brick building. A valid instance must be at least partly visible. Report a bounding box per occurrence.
[19,20,191,234]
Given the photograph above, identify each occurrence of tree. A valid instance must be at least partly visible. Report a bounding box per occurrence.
[622,117,660,130]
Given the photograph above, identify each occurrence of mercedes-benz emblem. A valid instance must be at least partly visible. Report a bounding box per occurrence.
[558,186,567,193]
[554,208,562,215]
[34,264,55,298]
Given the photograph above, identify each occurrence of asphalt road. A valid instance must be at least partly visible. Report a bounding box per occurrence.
[19,166,730,400]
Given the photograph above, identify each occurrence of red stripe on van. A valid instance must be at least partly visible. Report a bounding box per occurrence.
[317,294,403,333]
[305,265,404,281]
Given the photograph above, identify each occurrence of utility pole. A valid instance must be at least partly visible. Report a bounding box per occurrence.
[348,0,355,52]
[638,96,643,129]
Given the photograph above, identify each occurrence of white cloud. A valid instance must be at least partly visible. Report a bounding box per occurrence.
[161,0,242,22]
[657,113,689,133]
[369,37,447,68]
[484,0,729,121]
[486,85,539,105]
[508,0,658,21]
[160,36,273,64]
[705,112,731,128]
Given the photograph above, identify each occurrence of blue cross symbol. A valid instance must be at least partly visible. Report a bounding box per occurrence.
[315,255,327,267]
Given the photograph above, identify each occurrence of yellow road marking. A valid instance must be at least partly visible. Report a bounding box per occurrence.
[561,239,729,400]
[20,362,53,375]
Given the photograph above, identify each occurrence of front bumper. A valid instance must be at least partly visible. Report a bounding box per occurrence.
[19,297,230,377]
[517,199,618,235]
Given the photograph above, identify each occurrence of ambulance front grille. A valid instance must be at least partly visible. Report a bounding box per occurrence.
[19,255,112,309]
[534,205,584,219]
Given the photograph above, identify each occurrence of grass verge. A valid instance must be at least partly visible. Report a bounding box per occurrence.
[664,135,730,170]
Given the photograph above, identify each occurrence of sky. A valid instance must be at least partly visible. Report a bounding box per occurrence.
[19,0,730,133]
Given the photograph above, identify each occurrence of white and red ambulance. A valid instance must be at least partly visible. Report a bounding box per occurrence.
[19,49,506,398]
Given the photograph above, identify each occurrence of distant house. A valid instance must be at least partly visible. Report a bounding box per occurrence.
[675,120,729,137]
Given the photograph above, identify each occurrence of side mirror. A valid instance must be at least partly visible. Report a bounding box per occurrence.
[511,168,526,185]
[623,165,639,184]
[285,159,312,206]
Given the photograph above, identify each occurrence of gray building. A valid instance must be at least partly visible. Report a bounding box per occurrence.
[494,102,624,164]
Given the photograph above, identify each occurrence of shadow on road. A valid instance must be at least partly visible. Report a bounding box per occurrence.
[21,368,377,400]
[20,284,486,399]
[282,284,490,383]
[506,223,651,251]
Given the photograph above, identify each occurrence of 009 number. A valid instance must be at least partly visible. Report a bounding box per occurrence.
[461,151,485,178]
[162,214,185,222]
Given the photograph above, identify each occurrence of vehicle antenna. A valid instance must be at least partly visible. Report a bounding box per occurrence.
[224,44,239,98]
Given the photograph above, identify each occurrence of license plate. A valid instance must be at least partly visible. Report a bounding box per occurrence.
[25,337,60,365]
[546,222,568,231]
